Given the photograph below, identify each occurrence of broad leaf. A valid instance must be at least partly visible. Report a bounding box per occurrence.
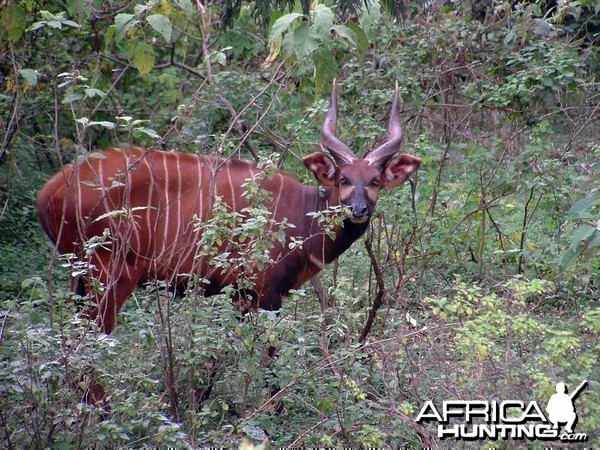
[281,31,296,60]
[264,35,282,67]
[88,121,116,129]
[269,13,302,46]
[346,22,369,58]
[2,4,27,43]
[84,88,107,98]
[314,48,338,95]
[568,194,599,217]
[570,225,596,247]
[174,0,195,15]
[313,4,334,40]
[19,69,39,86]
[104,25,116,47]
[359,0,382,40]
[75,117,115,129]
[133,127,160,139]
[560,225,599,269]
[115,13,139,42]
[62,93,83,104]
[293,23,319,58]
[333,23,369,59]
[133,42,155,75]
[67,0,92,23]
[147,14,172,43]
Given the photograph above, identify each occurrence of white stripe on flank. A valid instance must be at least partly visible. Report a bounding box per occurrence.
[91,157,110,281]
[142,155,154,260]
[96,158,116,234]
[271,173,284,222]
[123,260,133,279]
[226,164,236,212]
[180,156,204,268]
[94,254,111,278]
[190,158,207,278]
[169,152,183,264]
[309,253,325,270]
[160,151,170,261]
[76,159,83,232]
[127,153,141,261]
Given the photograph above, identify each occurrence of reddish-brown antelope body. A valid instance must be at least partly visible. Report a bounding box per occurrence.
[38,82,421,334]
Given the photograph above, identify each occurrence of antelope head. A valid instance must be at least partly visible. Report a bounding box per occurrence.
[303,80,422,224]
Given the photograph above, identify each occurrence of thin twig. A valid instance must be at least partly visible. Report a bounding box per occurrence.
[518,185,535,274]
[89,65,131,120]
[359,228,387,344]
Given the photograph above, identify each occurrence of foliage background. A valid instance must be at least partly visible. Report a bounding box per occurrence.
[1,0,598,447]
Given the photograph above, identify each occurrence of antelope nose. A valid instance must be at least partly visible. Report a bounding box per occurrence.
[352,204,369,218]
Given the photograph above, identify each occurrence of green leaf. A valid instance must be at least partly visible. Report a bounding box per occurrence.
[268,10,285,35]
[314,48,338,95]
[61,19,81,29]
[104,25,116,47]
[570,225,596,248]
[62,93,83,104]
[268,13,302,46]
[1,4,27,43]
[147,14,172,43]
[283,30,299,60]
[359,0,382,41]
[134,42,155,75]
[503,30,515,47]
[332,24,354,42]
[568,194,599,216]
[115,13,139,42]
[212,51,227,66]
[47,20,63,29]
[40,11,56,21]
[313,4,334,40]
[347,22,369,58]
[84,88,106,98]
[88,121,116,129]
[174,0,195,15]
[74,118,114,129]
[67,0,92,23]
[333,23,369,59]
[560,225,598,269]
[587,229,600,251]
[134,4,151,15]
[28,21,45,32]
[19,69,39,86]
[133,127,160,139]
[293,23,319,58]
[265,12,303,65]
[30,11,81,30]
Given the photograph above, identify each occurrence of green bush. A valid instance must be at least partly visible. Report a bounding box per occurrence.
[1,0,597,447]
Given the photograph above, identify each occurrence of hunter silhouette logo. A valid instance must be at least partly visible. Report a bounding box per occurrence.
[546,380,587,434]
[416,380,589,442]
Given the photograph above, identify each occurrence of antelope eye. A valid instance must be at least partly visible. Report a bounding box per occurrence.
[340,177,349,185]
[371,179,380,187]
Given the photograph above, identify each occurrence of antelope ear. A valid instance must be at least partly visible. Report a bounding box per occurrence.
[303,152,337,186]
[383,154,421,188]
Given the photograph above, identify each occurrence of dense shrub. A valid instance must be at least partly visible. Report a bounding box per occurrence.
[1,0,597,447]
